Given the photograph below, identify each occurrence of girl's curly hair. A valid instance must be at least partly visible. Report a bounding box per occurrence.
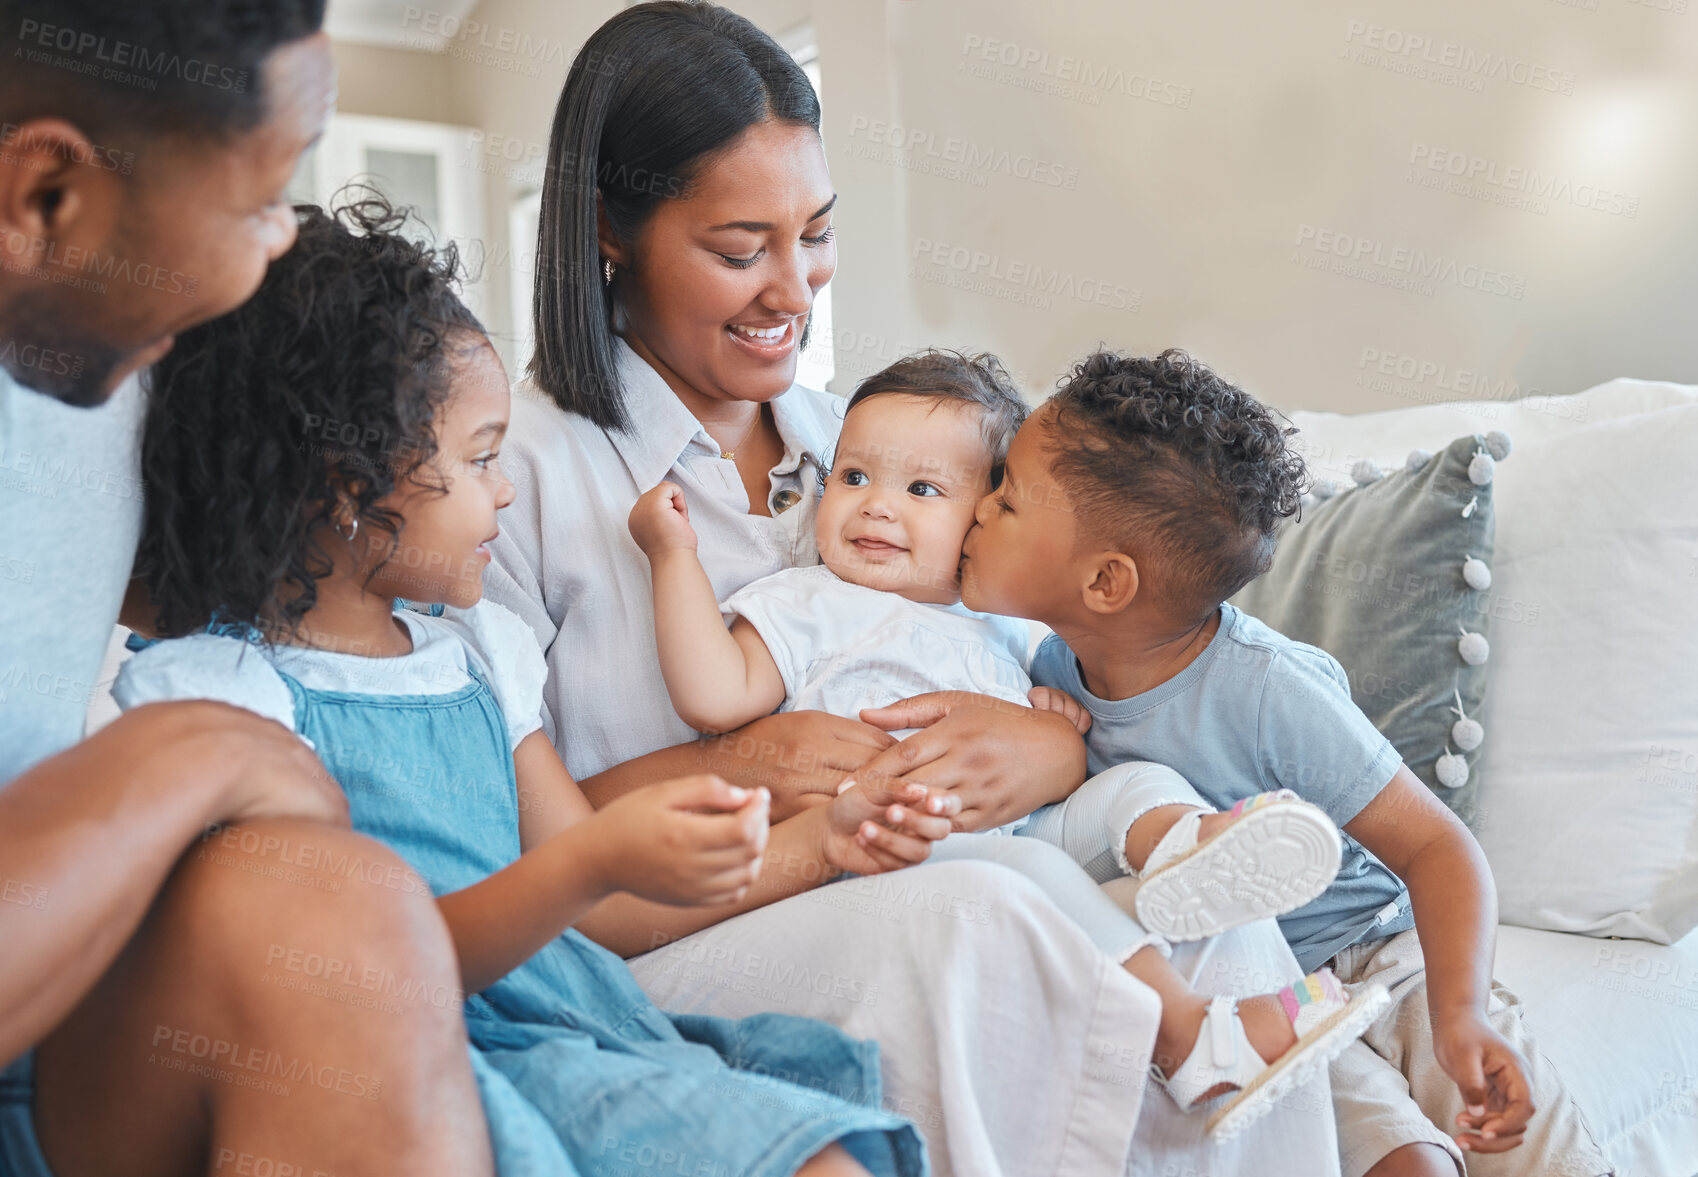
[1046,348,1308,622]
[137,192,484,641]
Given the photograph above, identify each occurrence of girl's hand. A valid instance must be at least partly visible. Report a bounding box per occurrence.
[628,482,698,557]
[820,781,960,876]
[856,691,1087,832]
[587,775,769,906]
[1027,686,1092,735]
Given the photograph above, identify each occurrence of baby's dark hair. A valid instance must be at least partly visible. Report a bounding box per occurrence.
[1045,348,1307,622]
[138,192,484,641]
[841,349,1029,486]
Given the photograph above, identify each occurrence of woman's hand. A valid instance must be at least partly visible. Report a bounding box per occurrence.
[628,481,698,557]
[854,692,1087,832]
[701,710,897,820]
[584,775,770,906]
[820,781,960,876]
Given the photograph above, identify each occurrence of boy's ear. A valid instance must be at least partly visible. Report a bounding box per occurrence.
[1080,551,1139,616]
[595,193,629,268]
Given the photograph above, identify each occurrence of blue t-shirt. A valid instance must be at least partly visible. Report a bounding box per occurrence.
[1030,604,1412,971]
[0,366,145,783]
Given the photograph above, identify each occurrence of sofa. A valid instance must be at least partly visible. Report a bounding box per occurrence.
[84,378,1698,1175]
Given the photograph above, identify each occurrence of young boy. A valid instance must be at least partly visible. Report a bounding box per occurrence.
[958,347,1610,1177]
[631,349,1391,1137]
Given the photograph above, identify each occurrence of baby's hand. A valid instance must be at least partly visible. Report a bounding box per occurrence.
[589,775,769,906]
[628,482,698,557]
[1028,686,1092,735]
[821,780,961,876]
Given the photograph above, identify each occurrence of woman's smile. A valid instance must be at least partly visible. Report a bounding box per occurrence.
[725,316,800,359]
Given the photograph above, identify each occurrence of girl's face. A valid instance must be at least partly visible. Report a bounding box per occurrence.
[603,119,836,408]
[367,339,515,609]
[815,395,993,605]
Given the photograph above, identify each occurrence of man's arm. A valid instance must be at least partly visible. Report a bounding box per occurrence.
[0,702,346,1063]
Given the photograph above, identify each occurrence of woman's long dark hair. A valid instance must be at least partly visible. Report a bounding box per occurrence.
[138,193,483,641]
[528,0,820,431]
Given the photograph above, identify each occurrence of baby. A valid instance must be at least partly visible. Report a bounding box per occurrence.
[630,350,1388,1136]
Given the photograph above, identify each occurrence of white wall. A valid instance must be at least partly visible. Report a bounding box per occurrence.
[332,0,1698,411]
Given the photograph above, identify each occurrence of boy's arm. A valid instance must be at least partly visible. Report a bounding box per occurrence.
[1346,766,1535,1154]
[0,702,347,1063]
[647,548,786,733]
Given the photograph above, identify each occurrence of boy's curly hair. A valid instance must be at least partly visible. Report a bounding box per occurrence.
[838,349,1029,487]
[1045,348,1307,622]
[137,192,484,641]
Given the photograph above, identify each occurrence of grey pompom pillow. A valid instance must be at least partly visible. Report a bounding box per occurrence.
[1231,432,1508,823]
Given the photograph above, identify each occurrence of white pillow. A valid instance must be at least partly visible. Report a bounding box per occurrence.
[1281,377,1698,489]
[1469,402,1698,941]
[1276,381,1698,940]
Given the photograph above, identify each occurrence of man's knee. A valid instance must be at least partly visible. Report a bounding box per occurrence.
[158,819,459,1009]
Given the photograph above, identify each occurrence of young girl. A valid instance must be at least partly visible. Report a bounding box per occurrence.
[114,197,934,1177]
[629,350,1390,1136]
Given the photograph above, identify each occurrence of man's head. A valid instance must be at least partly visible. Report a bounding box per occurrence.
[817,349,1027,603]
[960,348,1306,630]
[0,0,333,404]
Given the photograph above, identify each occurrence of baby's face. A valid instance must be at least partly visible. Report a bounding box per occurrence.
[959,406,1082,625]
[815,393,992,604]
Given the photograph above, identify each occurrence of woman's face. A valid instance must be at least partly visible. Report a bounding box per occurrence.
[606,120,836,406]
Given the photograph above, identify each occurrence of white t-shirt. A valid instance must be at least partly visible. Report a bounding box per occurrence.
[721,565,1033,723]
[0,366,146,783]
[111,600,546,753]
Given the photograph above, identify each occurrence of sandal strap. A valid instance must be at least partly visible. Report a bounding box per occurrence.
[1143,809,1205,876]
[1155,996,1265,1112]
[1225,788,1300,819]
[1278,968,1351,1037]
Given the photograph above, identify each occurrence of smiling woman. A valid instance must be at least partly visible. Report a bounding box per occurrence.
[480,6,1173,1177]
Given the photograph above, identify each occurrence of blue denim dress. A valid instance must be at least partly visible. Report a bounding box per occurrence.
[269,659,927,1177]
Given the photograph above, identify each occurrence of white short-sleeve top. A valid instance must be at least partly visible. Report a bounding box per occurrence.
[111,600,546,754]
[483,338,843,780]
[720,564,1032,725]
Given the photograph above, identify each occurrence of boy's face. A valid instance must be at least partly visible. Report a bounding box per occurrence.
[0,34,335,404]
[815,393,992,604]
[368,339,516,609]
[959,406,1084,624]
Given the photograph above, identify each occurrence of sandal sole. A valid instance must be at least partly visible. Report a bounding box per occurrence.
[1206,982,1391,1138]
[1134,802,1343,943]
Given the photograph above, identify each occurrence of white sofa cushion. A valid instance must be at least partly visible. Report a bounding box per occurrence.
[1494,924,1698,1177]
[1281,382,1698,941]
[1281,377,1698,485]
[1470,402,1698,940]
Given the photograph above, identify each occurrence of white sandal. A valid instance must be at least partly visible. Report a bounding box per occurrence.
[1134,790,1343,942]
[1152,968,1390,1138]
